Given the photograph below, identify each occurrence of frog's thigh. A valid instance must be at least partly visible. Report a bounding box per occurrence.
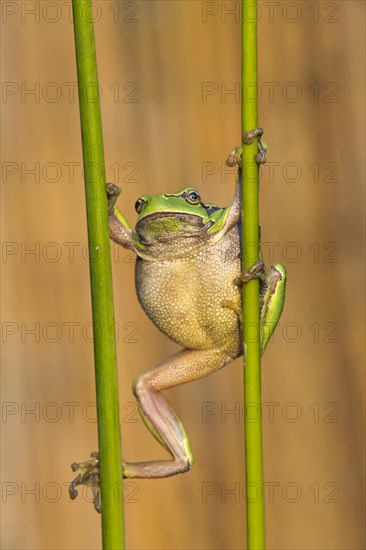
[140,348,235,392]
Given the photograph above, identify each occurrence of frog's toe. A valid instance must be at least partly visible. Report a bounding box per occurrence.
[69,451,101,513]
[226,146,242,168]
[254,142,267,165]
[222,299,242,323]
[242,127,267,165]
[236,259,265,286]
[106,182,122,214]
[106,182,121,196]
[242,127,264,145]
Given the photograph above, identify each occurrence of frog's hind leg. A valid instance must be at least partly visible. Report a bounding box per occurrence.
[124,348,235,478]
[259,264,286,353]
[231,260,286,354]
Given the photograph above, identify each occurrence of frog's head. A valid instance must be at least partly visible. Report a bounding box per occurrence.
[134,187,229,257]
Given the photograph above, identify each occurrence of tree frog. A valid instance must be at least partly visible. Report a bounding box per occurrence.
[70,129,286,511]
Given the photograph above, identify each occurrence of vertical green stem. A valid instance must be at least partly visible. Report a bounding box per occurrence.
[72,1,125,548]
[241,1,265,548]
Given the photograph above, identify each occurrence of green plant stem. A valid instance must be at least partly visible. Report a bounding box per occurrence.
[72,1,125,548]
[241,1,265,548]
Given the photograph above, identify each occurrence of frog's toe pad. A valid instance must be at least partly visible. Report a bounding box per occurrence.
[106,182,121,197]
[69,451,101,513]
[226,146,242,168]
[238,260,265,284]
[243,128,267,165]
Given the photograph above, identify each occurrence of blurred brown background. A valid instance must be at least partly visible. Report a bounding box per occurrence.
[1,1,365,549]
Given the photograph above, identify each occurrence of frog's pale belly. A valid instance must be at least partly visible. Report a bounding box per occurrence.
[135,227,242,358]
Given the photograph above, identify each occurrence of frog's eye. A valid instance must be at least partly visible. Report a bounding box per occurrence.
[184,190,201,205]
[135,198,146,214]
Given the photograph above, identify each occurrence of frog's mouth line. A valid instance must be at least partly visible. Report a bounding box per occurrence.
[138,211,204,220]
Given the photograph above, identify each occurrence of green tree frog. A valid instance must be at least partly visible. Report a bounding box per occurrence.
[70,129,286,511]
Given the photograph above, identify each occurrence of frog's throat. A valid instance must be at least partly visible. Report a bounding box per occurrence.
[136,212,214,241]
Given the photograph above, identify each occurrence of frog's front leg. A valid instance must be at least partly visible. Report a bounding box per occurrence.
[124,348,235,478]
[223,128,267,234]
[106,182,136,250]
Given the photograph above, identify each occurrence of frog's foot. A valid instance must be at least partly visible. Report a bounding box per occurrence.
[234,259,265,288]
[69,451,101,513]
[106,182,121,214]
[243,127,267,164]
[222,299,242,323]
[226,128,267,168]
